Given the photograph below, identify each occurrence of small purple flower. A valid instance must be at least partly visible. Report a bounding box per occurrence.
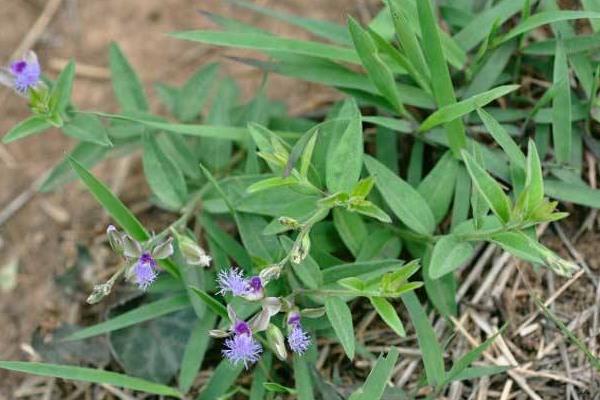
[233,320,252,336]
[222,321,263,368]
[1,51,41,94]
[287,313,311,354]
[133,252,158,290]
[248,276,263,293]
[217,267,249,296]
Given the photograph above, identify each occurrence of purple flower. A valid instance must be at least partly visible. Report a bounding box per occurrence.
[222,321,263,368]
[0,51,41,94]
[217,267,249,296]
[133,252,158,290]
[287,313,311,354]
[248,276,263,292]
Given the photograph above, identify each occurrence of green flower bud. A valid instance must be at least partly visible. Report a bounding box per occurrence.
[266,324,288,360]
[178,235,211,267]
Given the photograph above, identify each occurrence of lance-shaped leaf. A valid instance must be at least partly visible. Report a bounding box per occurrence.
[326,101,363,193]
[325,297,355,359]
[348,17,405,115]
[419,85,519,132]
[429,234,474,279]
[364,155,435,235]
[552,39,572,164]
[461,150,512,223]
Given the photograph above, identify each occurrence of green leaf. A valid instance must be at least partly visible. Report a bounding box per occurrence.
[189,287,228,319]
[489,231,545,264]
[349,201,393,223]
[109,305,195,384]
[461,150,512,223]
[64,295,190,341]
[142,133,188,209]
[449,365,511,382]
[421,244,458,317]
[401,292,445,386]
[323,260,402,285]
[416,0,466,156]
[525,140,544,214]
[201,78,238,170]
[196,359,243,400]
[501,10,600,43]
[199,214,253,268]
[544,179,600,208]
[523,31,600,55]
[446,327,505,383]
[0,361,182,398]
[552,39,571,164]
[293,354,315,400]
[453,0,523,51]
[429,234,474,279]
[333,208,368,257]
[51,59,76,114]
[419,85,519,132]
[348,17,404,114]
[324,297,355,359]
[370,297,405,337]
[236,213,281,263]
[62,114,112,146]
[68,157,148,241]
[477,108,526,170]
[171,31,359,63]
[250,354,273,400]
[417,151,459,223]
[179,312,217,393]
[176,63,219,122]
[109,42,149,112]
[326,103,363,193]
[263,382,295,395]
[357,228,401,261]
[226,0,349,44]
[348,347,399,400]
[386,0,430,90]
[39,142,108,192]
[3,115,52,143]
[364,155,435,235]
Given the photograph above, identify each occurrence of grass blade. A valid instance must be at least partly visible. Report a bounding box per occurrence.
[419,85,519,132]
[0,361,182,398]
[68,157,148,241]
[416,0,466,156]
[170,31,359,64]
[64,295,190,341]
[552,39,571,164]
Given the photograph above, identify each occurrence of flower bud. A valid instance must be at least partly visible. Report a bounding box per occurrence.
[151,237,174,260]
[122,235,142,259]
[86,283,112,304]
[259,265,281,282]
[301,307,326,318]
[545,253,578,277]
[209,329,230,338]
[278,217,301,229]
[106,225,124,255]
[291,233,311,264]
[266,324,288,360]
[178,236,211,267]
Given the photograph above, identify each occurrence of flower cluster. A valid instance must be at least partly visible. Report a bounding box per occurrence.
[287,312,311,355]
[0,51,42,95]
[88,225,211,304]
[216,267,264,300]
[213,267,311,368]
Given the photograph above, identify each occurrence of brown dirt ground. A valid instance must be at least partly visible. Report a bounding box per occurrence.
[0,0,375,397]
